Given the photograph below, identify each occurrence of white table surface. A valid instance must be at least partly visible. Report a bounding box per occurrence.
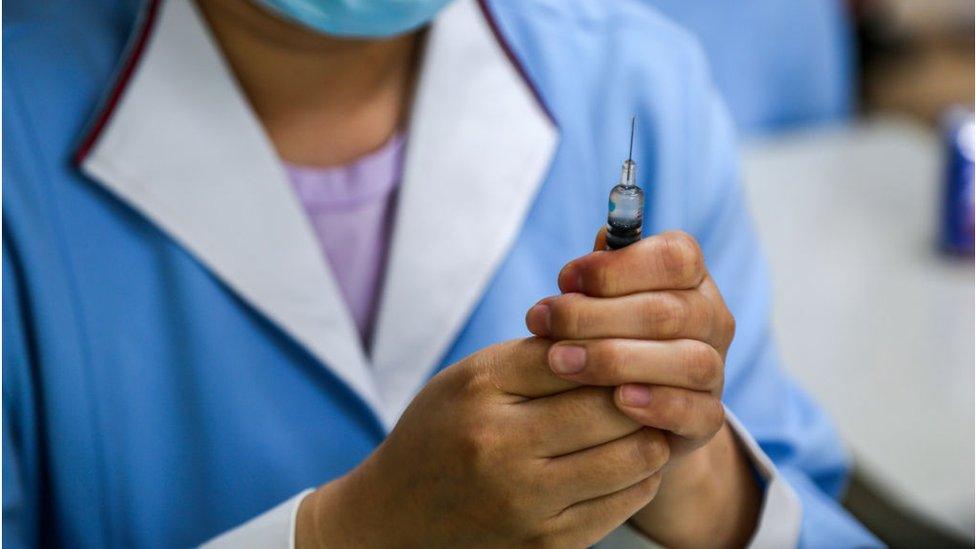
[740,117,974,538]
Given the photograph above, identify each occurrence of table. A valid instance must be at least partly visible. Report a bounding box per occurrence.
[740,117,974,538]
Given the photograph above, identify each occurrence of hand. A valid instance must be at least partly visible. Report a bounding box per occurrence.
[297,338,670,548]
[526,230,760,547]
[525,230,733,458]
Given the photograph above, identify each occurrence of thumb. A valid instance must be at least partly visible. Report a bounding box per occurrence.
[473,337,579,398]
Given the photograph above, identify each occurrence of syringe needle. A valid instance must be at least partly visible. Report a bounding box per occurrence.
[628,116,636,162]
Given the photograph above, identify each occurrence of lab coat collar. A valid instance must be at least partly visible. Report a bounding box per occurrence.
[76,0,557,428]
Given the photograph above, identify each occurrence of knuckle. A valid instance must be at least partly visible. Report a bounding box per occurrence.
[697,292,717,330]
[547,297,573,336]
[440,362,481,399]
[645,294,686,338]
[592,340,625,379]
[659,231,705,286]
[708,399,727,432]
[721,310,737,344]
[457,422,487,454]
[549,294,587,337]
[585,256,615,296]
[683,342,722,389]
[684,359,712,391]
[459,360,497,397]
[457,422,500,469]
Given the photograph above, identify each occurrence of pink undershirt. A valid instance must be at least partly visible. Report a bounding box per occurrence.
[284,134,406,347]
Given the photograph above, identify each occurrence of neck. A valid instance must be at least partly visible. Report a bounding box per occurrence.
[195,0,422,166]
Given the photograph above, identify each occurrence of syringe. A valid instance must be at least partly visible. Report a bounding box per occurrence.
[605,117,645,249]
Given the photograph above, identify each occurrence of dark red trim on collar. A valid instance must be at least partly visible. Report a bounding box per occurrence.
[475,0,556,126]
[73,0,163,166]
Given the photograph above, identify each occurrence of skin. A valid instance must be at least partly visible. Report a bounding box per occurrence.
[196,0,421,166]
[195,1,761,546]
[537,229,762,547]
[301,337,671,547]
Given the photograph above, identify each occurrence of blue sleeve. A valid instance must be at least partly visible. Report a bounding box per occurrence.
[688,92,880,546]
[3,238,40,549]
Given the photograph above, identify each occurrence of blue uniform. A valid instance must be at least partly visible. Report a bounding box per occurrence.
[3,0,877,546]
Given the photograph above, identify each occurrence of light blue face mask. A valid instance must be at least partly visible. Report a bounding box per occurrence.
[254,0,455,38]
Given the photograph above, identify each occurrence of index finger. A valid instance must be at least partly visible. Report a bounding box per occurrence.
[559,230,706,297]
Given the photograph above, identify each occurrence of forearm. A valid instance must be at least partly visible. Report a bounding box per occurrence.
[630,423,761,548]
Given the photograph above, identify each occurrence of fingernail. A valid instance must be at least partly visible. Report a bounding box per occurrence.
[549,345,586,375]
[620,384,652,407]
[525,303,551,337]
[558,265,583,294]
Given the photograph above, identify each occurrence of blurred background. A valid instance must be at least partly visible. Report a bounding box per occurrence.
[651,0,974,546]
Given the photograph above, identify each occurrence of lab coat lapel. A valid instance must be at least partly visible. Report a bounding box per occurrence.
[370,0,559,425]
[76,0,382,413]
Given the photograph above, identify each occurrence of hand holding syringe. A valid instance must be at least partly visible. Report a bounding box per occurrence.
[518,118,760,545]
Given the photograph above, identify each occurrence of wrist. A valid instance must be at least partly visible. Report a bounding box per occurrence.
[629,437,714,537]
[295,479,342,549]
[630,423,761,547]
[295,467,389,549]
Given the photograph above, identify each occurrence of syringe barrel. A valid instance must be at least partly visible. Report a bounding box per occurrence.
[606,182,644,249]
